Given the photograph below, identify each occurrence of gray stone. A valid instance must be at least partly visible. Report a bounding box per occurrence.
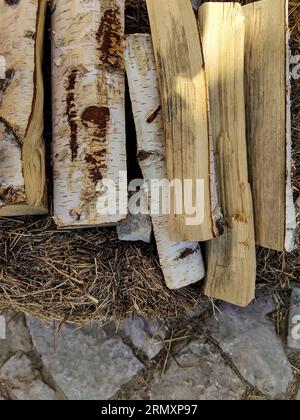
[27,317,144,400]
[206,291,293,399]
[0,353,56,400]
[0,310,32,368]
[296,390,300,400]
[117,213,152,243]
[288,287,300,350]
[119,315,166,359]
[136,338,245,400]
[117,189,152,243]
[191,0,201,11]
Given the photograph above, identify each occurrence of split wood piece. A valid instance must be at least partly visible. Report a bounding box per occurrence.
[52,0,127,228]
[146,0,222,242]
[199,2,256,307]
[0,0,47,216]
[124,34,205,289]
[243,0,297,252]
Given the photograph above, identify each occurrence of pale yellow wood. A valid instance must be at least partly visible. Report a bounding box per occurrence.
[146,0,222,242]
[243,0,296,252]
[199,2,256,307]
[0,0,47,215]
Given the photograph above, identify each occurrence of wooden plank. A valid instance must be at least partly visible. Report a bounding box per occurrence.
[52,0,127,228]
[124,34,205,289]
[0,0,48,216]
[146,0,222,242]
[199,2,256,307]
[243,0,297,251]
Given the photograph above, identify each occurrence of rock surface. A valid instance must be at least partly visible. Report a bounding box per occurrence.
[117,212,152,243]
[288,287,300,350]
[26,317,143,400]
[134,338,245,400]
[119,315,166,359]
[0,353,55,400]
[206,291,293,399]
[0,311,32,369]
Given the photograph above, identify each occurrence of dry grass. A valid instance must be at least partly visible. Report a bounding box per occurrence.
[0,0,298,324]
[0,217,203,323]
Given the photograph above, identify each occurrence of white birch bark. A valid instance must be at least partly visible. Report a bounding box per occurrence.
[52,0,127,228]
[285,0,297,251]
[0,0,47,215]
[125,34,205,289]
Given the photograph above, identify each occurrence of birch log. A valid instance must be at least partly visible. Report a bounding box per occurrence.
[199,3,256,307]
[124,34,205,289]
[0,0,47,216]
[52,0,127,228]
[243,0,297,251]
[146,0,222,242]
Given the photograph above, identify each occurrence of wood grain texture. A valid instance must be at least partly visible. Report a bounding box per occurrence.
[125,34,205,289]
[52,0,127,228]
[0,0,47,216]
[243,0,297,251]
[146,0,222,242]
[199,2,256,307]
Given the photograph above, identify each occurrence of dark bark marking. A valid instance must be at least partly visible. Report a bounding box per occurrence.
[175,247,198,261]
[146,106,161,124]
[81,106,110,137]
[137,150,152,162]
[66,69,78,161]
[0,116,19,144]
[24,31,36,40]
[4,0,20,5]
[96,7,124,70]
[82,106,110,184]
[0,69,15,97]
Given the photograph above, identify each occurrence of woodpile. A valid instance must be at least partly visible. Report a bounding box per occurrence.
[0,0,298,307]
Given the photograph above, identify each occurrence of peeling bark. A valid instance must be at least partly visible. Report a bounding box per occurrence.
[52,0,127,228]
[0,0,47,215]
[125,34,205,289]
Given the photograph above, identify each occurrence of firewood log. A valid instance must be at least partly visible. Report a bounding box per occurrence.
[199,2,256,307]
[0,0,47,216]
[146,0,222,242]
[52,0,127,228]
[125,34,205,289]
[243,0,297,251]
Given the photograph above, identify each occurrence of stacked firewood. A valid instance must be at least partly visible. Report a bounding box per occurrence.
[0,0,297,306]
